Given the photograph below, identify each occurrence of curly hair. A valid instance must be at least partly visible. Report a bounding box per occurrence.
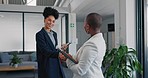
[43,7,59,19]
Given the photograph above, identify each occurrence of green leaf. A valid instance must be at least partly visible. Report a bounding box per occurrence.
[128,48,137,54]
[134,60,143,74]
[10,53,22,66]
[102,48,117,67]
[106,66,114,76]
[102,44,143,78]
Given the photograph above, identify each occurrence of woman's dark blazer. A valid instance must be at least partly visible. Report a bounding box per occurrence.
[36,28,65,78]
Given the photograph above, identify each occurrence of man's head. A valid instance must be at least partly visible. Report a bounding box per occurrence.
[43,7,59,30]
[84,13,102,34]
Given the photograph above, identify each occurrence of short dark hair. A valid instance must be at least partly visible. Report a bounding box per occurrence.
[43,7,59,19]
[86,13,102,30]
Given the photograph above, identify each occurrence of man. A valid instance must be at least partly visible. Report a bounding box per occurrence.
[65,13,106,78]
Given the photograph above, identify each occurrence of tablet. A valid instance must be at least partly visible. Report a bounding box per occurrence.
[60,51,78,64]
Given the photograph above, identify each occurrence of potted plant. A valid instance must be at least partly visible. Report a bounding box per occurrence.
[9,53,22,68]
[102,44,143,78]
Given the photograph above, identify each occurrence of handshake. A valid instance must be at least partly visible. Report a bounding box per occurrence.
[58,43,78,64]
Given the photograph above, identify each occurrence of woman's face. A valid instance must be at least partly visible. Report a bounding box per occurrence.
[44,15,55,30]
[84,21,90,34]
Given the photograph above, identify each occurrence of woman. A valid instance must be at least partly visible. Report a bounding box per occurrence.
[36,7,65,78]
[66,13,106,78]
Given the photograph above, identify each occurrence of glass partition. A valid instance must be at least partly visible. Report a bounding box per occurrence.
[0,12,68,52]
[0,12,22,51]
[24,13,66,51]
[24,13,43,51]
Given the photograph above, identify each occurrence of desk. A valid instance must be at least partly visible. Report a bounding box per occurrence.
[0,65,36,78]
[0,65,35,72]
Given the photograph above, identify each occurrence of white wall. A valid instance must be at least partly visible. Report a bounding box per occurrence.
[115,0,136,49]
[76,22,89,50]
[102,16,115,50]
[102,16,114,33]
[68,13,77,55]
[76,16,114,50]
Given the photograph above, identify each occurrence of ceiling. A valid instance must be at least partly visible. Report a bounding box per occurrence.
[0,0,115,21]
[65,0,115,21]
[1,0,57,6]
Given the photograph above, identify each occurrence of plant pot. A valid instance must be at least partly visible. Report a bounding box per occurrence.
[14,64,18,68]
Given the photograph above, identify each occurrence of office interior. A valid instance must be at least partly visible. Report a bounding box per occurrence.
[0,0,147,78]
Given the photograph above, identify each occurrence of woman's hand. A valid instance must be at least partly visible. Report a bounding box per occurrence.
[61,42,71,51]
[59,53,67,61]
